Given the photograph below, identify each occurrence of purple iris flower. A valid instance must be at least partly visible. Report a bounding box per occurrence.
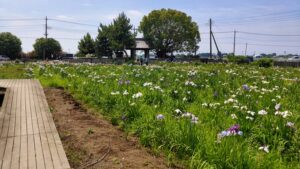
[228,124,240,133]
[125,80,131,85]
[242,84,250,91]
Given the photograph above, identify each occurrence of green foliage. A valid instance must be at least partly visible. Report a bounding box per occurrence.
[33,63,300,169]
[87,128,94,134]
[139,9,200,58]
[95,13,135,58]
[33,38,62,59]
[110,12,135,56]
[0,32,22,60]
[0,63,26,78]
[226,55,250,64]
[77,33,95,57]
[253,58,274,67]
[95,24,113,57]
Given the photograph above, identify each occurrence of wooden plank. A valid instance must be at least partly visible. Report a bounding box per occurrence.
[31,80,54,169]
[10,135,21,169]
[34,81,68,169]
[11,80,23,169]
[1,137,13,169]
[0,80,12,136]
[0,80,12,169]
[37,81,70,169]
[19,80,28,169]
[25,80,36,169]
[27,80,45,169]
[0,79,70,169]
[0,80,14,138]
[19,135,27,169]
[1,80,18,169]
[20,80,27,136]
[27,134,36,169]
[7,80,17,138]
[26,80,34,135]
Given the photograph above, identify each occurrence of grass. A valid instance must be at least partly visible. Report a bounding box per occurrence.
[4,62,300,169]
[0,63,27,79]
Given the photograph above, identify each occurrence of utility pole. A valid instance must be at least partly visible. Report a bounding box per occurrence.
[209,18,212,59]
[45,16,48,40]
[43,16,48,60]
[133,27,137,37]
[211,32,221,59]
[245,42,248,57]
[233,30,236,56]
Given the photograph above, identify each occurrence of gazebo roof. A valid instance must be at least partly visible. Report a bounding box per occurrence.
[128,38,151,50]
[136,38,149,49]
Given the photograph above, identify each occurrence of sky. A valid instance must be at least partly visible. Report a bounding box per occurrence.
[0,0,300,55]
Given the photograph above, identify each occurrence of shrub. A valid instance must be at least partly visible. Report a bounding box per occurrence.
[253,58,273,67]
[226,55,250,64]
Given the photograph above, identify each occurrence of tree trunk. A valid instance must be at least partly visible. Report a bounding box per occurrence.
[123,50,129,58]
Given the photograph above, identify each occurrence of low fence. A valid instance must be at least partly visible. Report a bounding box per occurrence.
[274,61,300,68]
[61,57,225,64]
[16,58,300,68]
[63,58,126,64]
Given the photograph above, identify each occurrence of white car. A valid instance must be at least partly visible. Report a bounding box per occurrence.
[0,55,9,61]
[288,56,300,61]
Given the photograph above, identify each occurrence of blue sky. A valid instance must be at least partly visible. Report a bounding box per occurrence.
[0,0,300,55]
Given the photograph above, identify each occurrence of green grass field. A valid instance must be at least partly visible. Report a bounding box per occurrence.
[2,62,299,168]
[0,63,26,79]
[29,62,300,169]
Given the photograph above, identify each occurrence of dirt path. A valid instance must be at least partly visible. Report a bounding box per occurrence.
[44,88,174,169]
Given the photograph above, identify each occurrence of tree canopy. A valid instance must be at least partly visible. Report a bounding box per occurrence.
[33,38,62,59]
[95,12,135,58]
[0,32,22,60]
[110,12,135,57]
[77,33,95,57]
[139,9,200,58]
[95,24,113,58]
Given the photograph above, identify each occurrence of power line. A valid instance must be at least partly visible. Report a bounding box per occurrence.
[236,37,300,43]
[18,36,82,40]
[50,26,97,33]
[0,18,43,21]
[201,31,233,34]
[237,43,300,48]
[48,18,98,27]
[237,31,300,37]
[0,24,44,27]
[214,10,300,23]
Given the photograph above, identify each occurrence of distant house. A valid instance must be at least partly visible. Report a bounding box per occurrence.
[59,52,74,59]
[0,55,9,61]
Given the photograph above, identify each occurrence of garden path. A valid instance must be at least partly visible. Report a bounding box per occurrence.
[0,79,70,169]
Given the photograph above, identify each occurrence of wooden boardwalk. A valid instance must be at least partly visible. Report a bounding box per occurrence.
[0,79,70,169]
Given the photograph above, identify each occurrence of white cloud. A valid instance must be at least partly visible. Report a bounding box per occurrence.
[126,10,144,18]
[104,14,118,21]
[55,15,74,21]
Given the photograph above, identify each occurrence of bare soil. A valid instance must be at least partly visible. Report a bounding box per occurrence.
[44,88,175,169]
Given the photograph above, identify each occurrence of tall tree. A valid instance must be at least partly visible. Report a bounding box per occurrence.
[95,13,135,58]
[95,24,113,58]
[0,32,22,60]
[110,12,135,57]
[33,38,62,59]
[139,9,200,58]
[77,33,95,57]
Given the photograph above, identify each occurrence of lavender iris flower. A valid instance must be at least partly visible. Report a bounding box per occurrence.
[242,84,250,91]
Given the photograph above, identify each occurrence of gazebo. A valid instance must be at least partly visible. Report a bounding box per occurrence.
[128,38,151,59]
